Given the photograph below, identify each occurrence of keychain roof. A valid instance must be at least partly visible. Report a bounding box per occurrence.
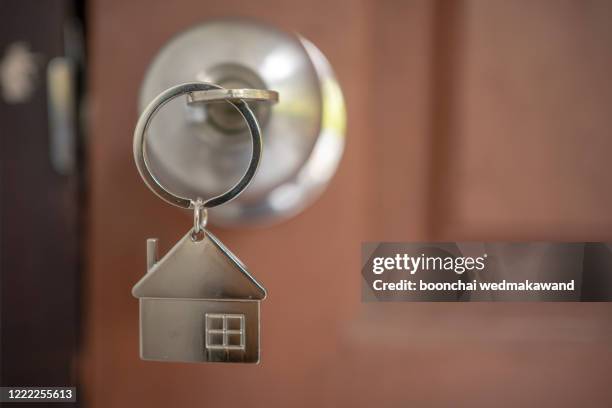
[132,230,266,300]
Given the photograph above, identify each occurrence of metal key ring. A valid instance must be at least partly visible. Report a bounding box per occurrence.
[133,82,267,209]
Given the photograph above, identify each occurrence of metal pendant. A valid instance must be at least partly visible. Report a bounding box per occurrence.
[132,82,271,363]
[132,230,266,363]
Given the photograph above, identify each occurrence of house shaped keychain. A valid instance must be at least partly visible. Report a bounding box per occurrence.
[132,230,266,363]
[132,82,276,363]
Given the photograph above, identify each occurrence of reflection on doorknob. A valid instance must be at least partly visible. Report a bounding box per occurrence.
[139,18,346,226]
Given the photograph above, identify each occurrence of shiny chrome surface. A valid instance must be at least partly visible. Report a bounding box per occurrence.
[139,19,346,225]
[133,229,266,363]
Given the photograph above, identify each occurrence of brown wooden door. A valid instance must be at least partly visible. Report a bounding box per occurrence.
[84,1,612,406]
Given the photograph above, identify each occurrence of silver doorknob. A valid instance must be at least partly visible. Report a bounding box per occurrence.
[139,18,346,226]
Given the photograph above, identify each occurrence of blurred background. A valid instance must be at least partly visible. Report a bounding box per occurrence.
[2,0,612,406]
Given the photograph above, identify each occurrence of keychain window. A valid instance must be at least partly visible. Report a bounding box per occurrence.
[205,313,246,350]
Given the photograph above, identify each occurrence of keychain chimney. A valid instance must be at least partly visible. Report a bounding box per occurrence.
[146,238,159,271]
